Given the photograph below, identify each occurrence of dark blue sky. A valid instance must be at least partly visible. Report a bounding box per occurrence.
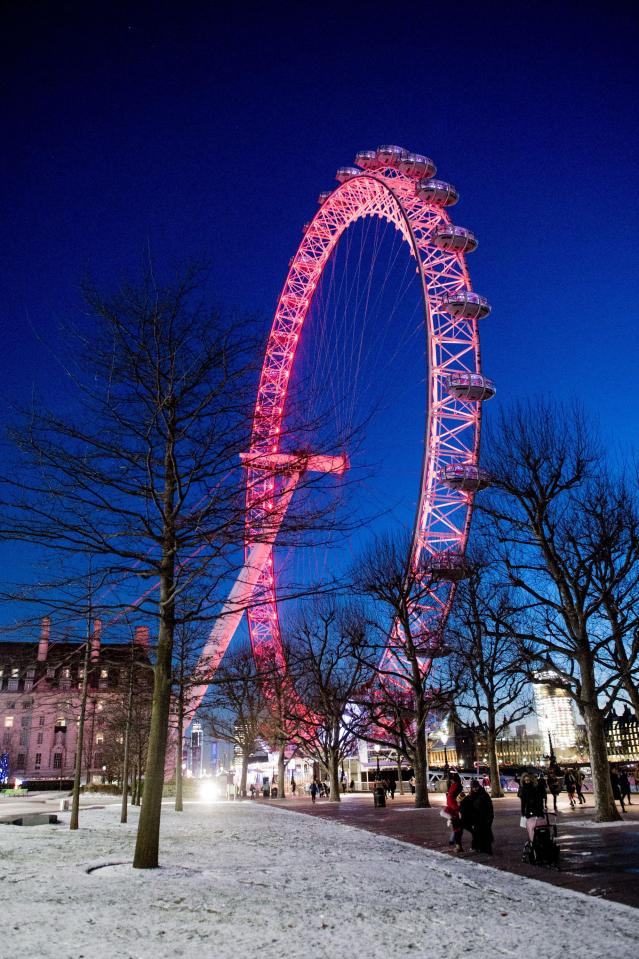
[1,2,638,566]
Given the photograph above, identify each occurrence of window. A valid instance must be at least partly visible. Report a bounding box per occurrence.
[21,715,30,728]
[34,753,42,769]
[16,753,25,768]
[22,699,33,710]
[26,668,35,678]
[100,669,108,680]
[23,680,33,691]
[4,716,14,728]
[11,668,19,678]
[7,701,16,709]
[55,717,67,730]
[46,667,55,679]
[96,733,104,745]
[37,732,43,745]
[38,715,45,726]
[19,731,29,746]
[2,732,10,745]
[53,754,62,769]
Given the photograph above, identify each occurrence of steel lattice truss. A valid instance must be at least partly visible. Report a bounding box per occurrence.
[245,149,494,685]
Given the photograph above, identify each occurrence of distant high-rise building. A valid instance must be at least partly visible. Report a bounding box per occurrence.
[533,671,578,752]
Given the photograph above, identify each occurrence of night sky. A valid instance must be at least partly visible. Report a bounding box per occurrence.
[1,3,638,626]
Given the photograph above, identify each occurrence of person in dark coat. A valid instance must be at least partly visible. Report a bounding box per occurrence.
[564,769,577,808]
[610,768,626,812]
[546,767,560,812]
[519,772,545,818]
[468,780,494,853]
[536,773,548,812]
[619,770,632,805]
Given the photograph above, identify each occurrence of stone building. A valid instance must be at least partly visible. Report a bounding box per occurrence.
[606,706,639,763]
[0,617,152,785]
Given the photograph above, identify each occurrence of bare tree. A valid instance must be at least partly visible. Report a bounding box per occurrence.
[0,265,265,866]
[481,400,639,820]
[285,600,375,802]
[352,533,450,808]
[205,648,267,798]
[447,563,533,798]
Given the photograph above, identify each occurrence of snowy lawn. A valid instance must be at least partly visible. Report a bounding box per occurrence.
[0,800,636,959]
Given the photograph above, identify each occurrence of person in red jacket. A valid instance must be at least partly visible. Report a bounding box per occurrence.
[445,772,464,853]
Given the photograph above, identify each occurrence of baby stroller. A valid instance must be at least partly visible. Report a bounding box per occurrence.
[522,812,560,869]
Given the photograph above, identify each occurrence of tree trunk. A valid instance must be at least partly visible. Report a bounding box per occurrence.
[486,715,504,798]
[240,749,249,798]
[133,603,174,868]
[120,657,134,824]
[413,700,430,808]
[583,702,620,821]
[175,688,184,812]
[621,673,639,719]
[328,746,341,803]
[70,627,92,831]
[277,744,286,799]
[397,757,404,795]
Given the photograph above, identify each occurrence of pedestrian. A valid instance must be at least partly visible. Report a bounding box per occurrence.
[610,768,626,812]
[619,770,632,806]
[546,767,560,813]
[564,769,577,808]
[575,768,586,804]
[310,780,318,804]
[249,784,255,800]
[349,779,355,792]
[445,772,464,853]
[518,772,545,842]
[291,778,296,796]
[536,773,548,812]
[409,776,416,795]
[468,779,494,854]
[388,779,395,800]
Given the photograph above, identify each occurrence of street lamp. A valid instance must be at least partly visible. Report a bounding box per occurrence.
[374,744,381,778]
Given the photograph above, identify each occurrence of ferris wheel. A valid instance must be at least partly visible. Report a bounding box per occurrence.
[189,144,494,710]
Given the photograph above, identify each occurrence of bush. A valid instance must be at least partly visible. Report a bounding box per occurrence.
[80,783,122,796]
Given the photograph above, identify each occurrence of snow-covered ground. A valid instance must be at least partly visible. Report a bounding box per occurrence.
[0,799,636,959]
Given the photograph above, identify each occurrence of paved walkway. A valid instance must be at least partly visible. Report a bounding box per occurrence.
[272,790,639,909]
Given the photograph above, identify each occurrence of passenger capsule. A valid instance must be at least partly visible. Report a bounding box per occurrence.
[416,178,459,207]
[317,190,332,204]
[439,291,491,320]
[355,149,379,170]
[432,224,478,253]
[424,550,470,582]
[445,372,496,402]
[397,152,436,179]
[375,144,405,167]
[439,464,491,492]
[336,166,360,183]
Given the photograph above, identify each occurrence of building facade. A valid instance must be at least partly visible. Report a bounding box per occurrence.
[605,706,639,763]
[533,670,578,754]
[0,618,151,785]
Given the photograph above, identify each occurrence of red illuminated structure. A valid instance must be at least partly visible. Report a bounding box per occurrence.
[190,145,494,707]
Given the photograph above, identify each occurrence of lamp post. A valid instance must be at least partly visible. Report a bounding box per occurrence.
[374,744,381,780]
